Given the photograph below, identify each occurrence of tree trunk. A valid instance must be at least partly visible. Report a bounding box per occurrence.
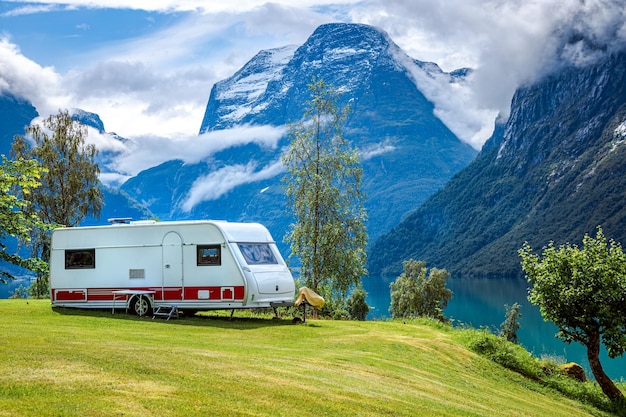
[586,330,624,401]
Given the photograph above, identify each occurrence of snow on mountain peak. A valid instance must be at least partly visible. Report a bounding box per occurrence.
[200,45,297,131]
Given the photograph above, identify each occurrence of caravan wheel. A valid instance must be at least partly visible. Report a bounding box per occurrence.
[131,295,152,317]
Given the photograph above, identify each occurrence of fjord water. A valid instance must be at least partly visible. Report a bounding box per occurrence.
[364,276,626,381]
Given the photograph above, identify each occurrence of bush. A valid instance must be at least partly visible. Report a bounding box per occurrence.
[499,303,522,343]
[9,284,30,299]
[465,328,541,380]
[346,287,369,320]
[389,259,452,321]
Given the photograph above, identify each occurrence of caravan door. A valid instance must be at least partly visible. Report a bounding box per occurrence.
[162,232,183,301]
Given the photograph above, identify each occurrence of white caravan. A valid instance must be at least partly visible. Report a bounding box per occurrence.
[49,219,296,316]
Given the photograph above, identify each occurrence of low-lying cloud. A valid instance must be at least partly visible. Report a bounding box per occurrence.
[180,159,284,212]
[98,124,286,180]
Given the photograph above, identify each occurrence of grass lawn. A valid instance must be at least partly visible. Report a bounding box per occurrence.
[0,300,620,416]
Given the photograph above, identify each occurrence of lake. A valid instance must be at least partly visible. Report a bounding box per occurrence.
[364,275,626,381]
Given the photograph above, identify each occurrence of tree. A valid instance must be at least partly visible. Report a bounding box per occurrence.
[0,155,49,283]
[519,228,626,401]
[282,78,368,304]
[499,303,522,344]
[12,110,103,227]
[389,259,452,321]
[346,287,370,321]
[12,110,103,296]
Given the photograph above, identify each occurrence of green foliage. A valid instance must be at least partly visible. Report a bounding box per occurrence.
[282,78,368,304]
[12,110,103,297]
[500,302,522,344]
[318,297,349,320]
[0,155,49,282]
[346,287,370,320]
[9,284,30,299]
[389,259,452,321]
[460,328,625,416]
[465,328,541,380]
[519,227,626,400]
[12,109,103,228]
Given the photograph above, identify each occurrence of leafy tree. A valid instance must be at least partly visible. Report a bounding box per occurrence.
[519,228,626,401]
[0,155,49,283]
[12,110,103,227]
[346,287,370,321]
[389,259,452,321]
[499,303,522,344]
[12,110,103,296]
[282,78,367,304]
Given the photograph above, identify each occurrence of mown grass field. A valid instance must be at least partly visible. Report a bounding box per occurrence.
[0,300,621,416]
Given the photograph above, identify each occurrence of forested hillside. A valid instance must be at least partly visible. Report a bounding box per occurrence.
[369,51,626,278]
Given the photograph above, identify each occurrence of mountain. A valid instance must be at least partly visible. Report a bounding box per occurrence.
[0,93,37,157]
[71,108,106,133]
[368,50,626,278]
[122,23,477,248]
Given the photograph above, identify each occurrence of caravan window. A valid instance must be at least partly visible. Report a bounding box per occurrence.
[65,249,95,269]
[238,243,278,265]
[197,245,221,266]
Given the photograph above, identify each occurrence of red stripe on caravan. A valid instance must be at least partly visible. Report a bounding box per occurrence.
[183,286,245,301]
[63,286,246,302]
[54,289,87,301]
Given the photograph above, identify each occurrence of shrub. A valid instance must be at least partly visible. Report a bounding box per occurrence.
[465,328,541,380]
[389,259,452,321]
[346,287,370,320]
[499,303,522,343]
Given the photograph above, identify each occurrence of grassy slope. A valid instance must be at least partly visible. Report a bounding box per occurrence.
[0,300,617,416]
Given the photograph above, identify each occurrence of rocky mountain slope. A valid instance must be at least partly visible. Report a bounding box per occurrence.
[122,23,477,246]
[0,93,37,157]
[369,50,626,278]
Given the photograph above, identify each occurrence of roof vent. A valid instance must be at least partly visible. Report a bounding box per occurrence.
[107,217,132,224]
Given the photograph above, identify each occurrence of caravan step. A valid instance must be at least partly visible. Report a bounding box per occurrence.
[152,305,179,320]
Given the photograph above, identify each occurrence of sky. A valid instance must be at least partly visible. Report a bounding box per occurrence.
[1,0,625,187]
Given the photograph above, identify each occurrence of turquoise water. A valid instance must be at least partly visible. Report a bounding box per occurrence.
[364,275,626,381]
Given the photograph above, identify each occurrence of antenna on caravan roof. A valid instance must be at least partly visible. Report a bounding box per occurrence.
[107,217,132,224]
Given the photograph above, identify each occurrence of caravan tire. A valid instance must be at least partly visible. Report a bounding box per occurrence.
[131,295,152,317]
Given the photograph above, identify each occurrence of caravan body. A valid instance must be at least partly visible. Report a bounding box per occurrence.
[49,220,295,315]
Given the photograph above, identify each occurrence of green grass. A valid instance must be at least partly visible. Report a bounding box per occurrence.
[0,300,622,416]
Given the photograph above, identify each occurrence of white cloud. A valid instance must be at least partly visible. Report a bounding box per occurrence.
[104,124,285,177]
[1,0,360,14]
[181,159,284,212]
[2,0,626,159]
[360,140,396,160]
[0,37,68,115]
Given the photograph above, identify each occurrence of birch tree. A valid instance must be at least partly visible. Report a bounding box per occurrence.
[282,78,367,304]
[12,110,103,296]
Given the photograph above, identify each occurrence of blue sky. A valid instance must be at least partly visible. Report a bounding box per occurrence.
[1,0,624,186]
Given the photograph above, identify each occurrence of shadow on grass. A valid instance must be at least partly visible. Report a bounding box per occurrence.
[51,306,319,330]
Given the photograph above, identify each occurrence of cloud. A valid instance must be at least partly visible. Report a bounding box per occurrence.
[104,124,286,177]
[181,159,284,212]
[0,3,61,17]
[360,140,396,160]
[352,0,626,147]
[2,0,626,158]
[0,37,67,114]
